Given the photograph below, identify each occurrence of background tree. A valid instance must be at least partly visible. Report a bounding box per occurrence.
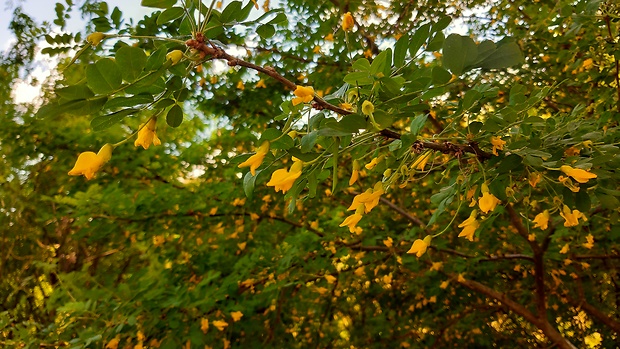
[1,0,619,348]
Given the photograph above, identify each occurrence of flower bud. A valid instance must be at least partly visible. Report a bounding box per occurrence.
[86,32,106,46]
[166,50,184,65]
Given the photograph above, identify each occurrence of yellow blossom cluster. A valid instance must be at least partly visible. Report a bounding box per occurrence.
[238,141,270,176]
[339,182,384,233]
[266,158,303,193]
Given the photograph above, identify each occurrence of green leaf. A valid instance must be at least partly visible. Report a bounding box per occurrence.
[103,94,154,110]
[91,109,137,131]
[260,128,282,141]
[442,34,478,75]
[166,104,183,127]
[220,1,242,23]
[243,171,256,198]
[409,23,430,56]
[157,7,184,25]
[344,72,374,86]
[426,32,444,52]
[144,47,167,71]
[478,41,524,70]
[462,90,482,110]
[286,148,321,162]
[267,12,287,25]
[352,58,371,72]
[57,84,94,101]
[410,114,427,137]
[301,131,318,153]
[141,0,176,9]
[431,66,452,84]
[115,46,148,82]
[86,58,122,95]
[256,24,275,38]
[370,50,389,75]
[393,33,409,68]
[431,15,452,33]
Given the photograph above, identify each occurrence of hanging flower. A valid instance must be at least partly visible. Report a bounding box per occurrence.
[558,175,580,193]
[533,210,550,230]
[458,210,479,241]
[411,152,432,171]
[166,50,184,65]
[528,172,542,188]
[347,182,384,213]
[68,143,114,180]
[361,100,374,115]
[478,183,501,213]
[340,206,364,233]
[342,12,354,32]
[560,165,597,183]
[406,235,432,257]
[292,85,315,106]
[238,141,270,176]
[365,156,382,170]
[490,136,506,156]
[560,205,587,227]
[349,159,360,185]
[135,118,162,150]
[266,159,303,193]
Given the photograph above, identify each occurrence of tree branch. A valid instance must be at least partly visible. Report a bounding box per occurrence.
[186,36,494,160]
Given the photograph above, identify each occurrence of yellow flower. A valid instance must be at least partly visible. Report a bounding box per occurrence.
[528,173,541,188]
[313,45,321,54]
[340,211,363,233]
[230,311,243,322]
[325,33,334,41]
[533,210,550,230]
[105,336,120,349]
[458,210,479,241]
[559,243,570,254]
[342,12,354,32]
[340,102,353,111]
[200,318,209,333]
[134,118,162,150]
[166,50,183,65]
[236,81,245,90]
[238,141,270,176]
[411,152,432,170]
[406,235,432,257]
[560,205,586,227]
[347,182,384,213]
[478,183,500,213]
[87,32,106,46]
[365,156,381,170]
[490,136,506,156]
[212,320,228,331]
[292,85,314,106]
[349,159,360,185]
[560,165,597,183]
[255,79,267,88]
[558,175,580,192]
[361,100,374,115]
[68,143,114,180]
[583,234,594,249]
[266,159,303,193]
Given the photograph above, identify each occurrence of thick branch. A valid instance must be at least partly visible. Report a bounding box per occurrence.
[457,276,576,349]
